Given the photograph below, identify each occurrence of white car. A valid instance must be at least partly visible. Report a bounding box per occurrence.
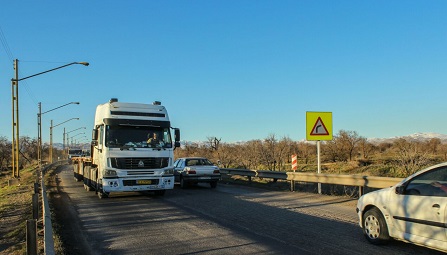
[173,157,221,189]
[357,162,447,252]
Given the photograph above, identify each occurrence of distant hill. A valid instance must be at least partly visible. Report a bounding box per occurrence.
[368,132,447,144]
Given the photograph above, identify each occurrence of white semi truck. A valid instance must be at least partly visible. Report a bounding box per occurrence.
[73,98,180,198]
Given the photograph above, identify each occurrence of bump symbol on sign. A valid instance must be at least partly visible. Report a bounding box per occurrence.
[310,117,329,136]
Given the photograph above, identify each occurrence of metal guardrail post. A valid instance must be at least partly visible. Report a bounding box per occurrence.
[26,219,37,255]
[32,193,39,220]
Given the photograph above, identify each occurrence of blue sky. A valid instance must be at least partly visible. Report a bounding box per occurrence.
[0,1,446,144]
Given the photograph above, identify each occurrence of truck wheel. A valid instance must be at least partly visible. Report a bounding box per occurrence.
[98,191,109,199]
[84,181,93,191]
[180,177,188,189]
[154,190,166,196]
[210,181,217,188]
[363,207,390,244]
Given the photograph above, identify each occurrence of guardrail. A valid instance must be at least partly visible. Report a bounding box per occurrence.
[40,160,66,255]
[220,168,404,196]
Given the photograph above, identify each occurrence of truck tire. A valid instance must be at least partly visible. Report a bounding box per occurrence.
[83,166,93,191]
[97,179,109,199]
[98,191,109,199]
[154,190,166,196]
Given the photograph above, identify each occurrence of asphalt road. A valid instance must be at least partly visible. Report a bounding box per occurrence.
[51,165,443,255]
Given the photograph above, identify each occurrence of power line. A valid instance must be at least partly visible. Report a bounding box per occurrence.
[0,25,14,61]
[0,25,38,104]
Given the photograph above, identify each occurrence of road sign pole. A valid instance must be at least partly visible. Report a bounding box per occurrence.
[317,140,322,194]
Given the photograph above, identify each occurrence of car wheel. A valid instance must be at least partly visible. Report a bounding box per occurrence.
[210,181,217,188]
[180,177,187,189]
[363,207,390,244]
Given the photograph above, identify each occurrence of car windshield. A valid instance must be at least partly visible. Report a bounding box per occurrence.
[186,158,214,166]
[105,125,172,148]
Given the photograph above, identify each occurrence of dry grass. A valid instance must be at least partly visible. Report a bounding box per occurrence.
[0,165,39,255]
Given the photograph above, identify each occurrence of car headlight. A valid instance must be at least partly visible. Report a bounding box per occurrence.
[104,169,117,177]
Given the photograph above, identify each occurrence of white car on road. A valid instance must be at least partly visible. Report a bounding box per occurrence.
[357,162,447,252]
[173,157,221,189]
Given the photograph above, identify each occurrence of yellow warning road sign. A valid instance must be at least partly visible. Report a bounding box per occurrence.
[306,112,333,141]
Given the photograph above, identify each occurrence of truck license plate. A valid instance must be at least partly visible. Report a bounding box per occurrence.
[137,180,152,185]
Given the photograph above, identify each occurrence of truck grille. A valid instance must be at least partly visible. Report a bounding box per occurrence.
[111,157,169,169]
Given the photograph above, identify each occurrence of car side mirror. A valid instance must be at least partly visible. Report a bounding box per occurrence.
[395,185,405,194]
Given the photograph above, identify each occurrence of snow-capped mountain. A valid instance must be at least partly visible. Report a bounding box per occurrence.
[368,132,447,144]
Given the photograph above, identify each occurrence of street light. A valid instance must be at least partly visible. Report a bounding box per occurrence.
[38,102,80,170]
[50,118,79,163]
[69,132,85,147]
[11,59,89,178]
[65,127,86,152]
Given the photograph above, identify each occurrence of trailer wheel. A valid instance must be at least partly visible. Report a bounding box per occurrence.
[84,166,93,191]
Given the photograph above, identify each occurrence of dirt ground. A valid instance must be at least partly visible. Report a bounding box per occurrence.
[46,165,92,255]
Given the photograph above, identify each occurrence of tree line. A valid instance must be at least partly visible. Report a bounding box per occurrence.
[1,130,446,178]
[174,130,447,177]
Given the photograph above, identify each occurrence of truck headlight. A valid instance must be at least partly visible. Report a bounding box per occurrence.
[104,169,117,177]
[163,168,174,175]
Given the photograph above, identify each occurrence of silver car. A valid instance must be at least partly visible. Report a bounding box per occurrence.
[173,157,221,189]
[356,162,447,252]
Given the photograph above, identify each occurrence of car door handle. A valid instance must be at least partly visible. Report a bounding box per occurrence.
[432,204,440,209]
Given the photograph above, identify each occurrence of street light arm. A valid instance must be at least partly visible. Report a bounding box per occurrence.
[71,132,85,138]
[66,127,86,134]
[14,62,89,82]
[52,118,79,128]
[41,102,80,115]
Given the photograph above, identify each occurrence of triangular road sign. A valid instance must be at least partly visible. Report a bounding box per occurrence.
[310,117,329,136]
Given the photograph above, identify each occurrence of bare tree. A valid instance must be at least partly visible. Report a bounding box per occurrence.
[424,138,441,155]
[0,136,12,171]
[216,143,236,168]
[393,138,429,176]
[206,136,221,151]
[322,140,338,162]
[336,130,362,161]
[298,142,315,164]
[260,134,277,170]
[276,136,293,170]
[358,137,375,159]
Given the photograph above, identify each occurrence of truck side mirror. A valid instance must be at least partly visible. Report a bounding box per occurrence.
[92,128,98,145]
[174,128,180,148]
[92,129,98,140]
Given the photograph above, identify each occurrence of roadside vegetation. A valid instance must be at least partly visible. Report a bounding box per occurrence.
[0,130,446,254]
[0,165,37,255]
[174,130,447,178]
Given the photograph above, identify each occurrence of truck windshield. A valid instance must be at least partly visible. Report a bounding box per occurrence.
[105,125,172,149]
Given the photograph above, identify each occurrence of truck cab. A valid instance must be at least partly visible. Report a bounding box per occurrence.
[84,98,180,198]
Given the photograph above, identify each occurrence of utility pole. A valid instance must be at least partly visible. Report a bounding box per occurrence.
[11,59,19,178]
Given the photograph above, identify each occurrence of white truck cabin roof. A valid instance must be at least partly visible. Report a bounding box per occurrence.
[94,99,170,127]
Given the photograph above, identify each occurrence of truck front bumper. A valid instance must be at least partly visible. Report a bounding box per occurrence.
[102,176,174,192]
